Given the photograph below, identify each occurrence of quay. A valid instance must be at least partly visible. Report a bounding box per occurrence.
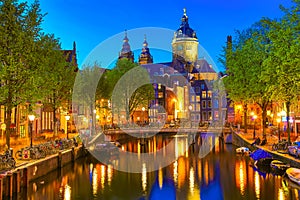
[0,145,85,199]
[233,131,300,168]
[104,127,232,135]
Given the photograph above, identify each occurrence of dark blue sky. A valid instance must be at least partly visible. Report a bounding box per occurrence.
[21,0,293,70]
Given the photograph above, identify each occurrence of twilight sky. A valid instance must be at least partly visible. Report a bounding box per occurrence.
[21,0,293,71]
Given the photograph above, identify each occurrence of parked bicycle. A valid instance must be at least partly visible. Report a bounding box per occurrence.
[272,139,290,151]
[0,151,16,169]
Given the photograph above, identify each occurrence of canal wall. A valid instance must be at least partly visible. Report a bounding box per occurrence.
[233,132,300,168]
[0,145,86,199]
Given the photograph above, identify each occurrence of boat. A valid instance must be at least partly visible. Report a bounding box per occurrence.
[270,160,290,171]
[236,147,250,154]
[249,149,273,168]
[286,167,300,185]
[270,160,290,175]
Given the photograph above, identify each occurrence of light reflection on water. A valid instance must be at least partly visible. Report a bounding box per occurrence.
[25,134,300,200]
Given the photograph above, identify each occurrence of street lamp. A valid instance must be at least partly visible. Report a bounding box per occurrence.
[142,107,145,125]
[188,105,193,127]
[65,114,70,139]
[251,113,257,139]
[28,114,35,148]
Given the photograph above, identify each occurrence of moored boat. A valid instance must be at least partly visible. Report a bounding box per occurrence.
[236,147,250,154]
[270,160,290,171]
[286,167,300,185]
[270,160,290,175]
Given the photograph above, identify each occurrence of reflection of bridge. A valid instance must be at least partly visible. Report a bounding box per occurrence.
[103,127,232,135]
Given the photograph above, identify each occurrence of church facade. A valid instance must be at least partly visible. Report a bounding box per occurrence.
[117,9,226,126]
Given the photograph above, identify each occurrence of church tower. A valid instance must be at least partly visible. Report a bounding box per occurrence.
[172,8,198,64]
[138,35,153,64]
[119,30,134,62]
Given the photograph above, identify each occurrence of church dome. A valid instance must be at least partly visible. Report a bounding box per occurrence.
[174,8,197,39]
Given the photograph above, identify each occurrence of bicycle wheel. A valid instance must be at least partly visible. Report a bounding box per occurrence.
[7,158,16,168]
[272,144,278,151]
[15,150,22,160]
[283,142,288,150]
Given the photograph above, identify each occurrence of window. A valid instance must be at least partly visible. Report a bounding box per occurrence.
[207,91,212,98]
[158,92,163,98]
[202,112,207,121]
[196,103,200,111]
[214,111,219,118]
[208,111,212,120]
[201,83,205,90]
[196,95,200,102]
[202,100,206,109]
[202,91,206,98]
[208,100,212,108]
[195,87,200,93]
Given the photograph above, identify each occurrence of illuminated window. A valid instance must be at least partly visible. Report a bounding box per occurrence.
[207,91,212,98]
[158,84,161,90]
[202,91,206,98]
[158,92,163,98]
[208,111,212,120]
[196,103,200,111]
[196,96,200,102]
[201,84,205,90]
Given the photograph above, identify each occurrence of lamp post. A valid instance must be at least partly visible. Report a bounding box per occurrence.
[65,114,70,139]
[189,105,192,127]
[142,107,145,125]
[251,113,257,139]
[28,114,35,148]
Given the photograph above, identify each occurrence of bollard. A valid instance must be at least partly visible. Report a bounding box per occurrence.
[71,147,75,162]
[0,176,3,200]
[20,168,28,189]
[6,172,12,198]
[13,170,20,194]
[58,152,62,168]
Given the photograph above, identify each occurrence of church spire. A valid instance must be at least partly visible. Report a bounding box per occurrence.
[119,30,134,62]
[139,34,153,64]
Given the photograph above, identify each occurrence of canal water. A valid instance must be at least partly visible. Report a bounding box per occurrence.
[25,134,300,200]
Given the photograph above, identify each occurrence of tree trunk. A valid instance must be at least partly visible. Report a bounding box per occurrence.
[5,91,13,149]
[5,106,12,149]
[53,107,57,135]
[243,103,248,133]
[287,101,291,144]
[262,106,267,137]
[52,92,58,135]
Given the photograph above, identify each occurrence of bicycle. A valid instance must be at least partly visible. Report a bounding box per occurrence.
[0,151,16,169]
[272,140,289,151]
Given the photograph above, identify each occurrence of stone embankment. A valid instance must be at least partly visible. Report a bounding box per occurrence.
[233,132,300,168]
[0,145,85,199]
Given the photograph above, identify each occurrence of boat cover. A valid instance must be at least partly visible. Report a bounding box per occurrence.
[250,149,272,161]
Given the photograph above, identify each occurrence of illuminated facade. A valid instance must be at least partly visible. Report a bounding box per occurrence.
[114,8,220,124]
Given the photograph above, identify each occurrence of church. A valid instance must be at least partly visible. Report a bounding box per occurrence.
[117,9,225,126]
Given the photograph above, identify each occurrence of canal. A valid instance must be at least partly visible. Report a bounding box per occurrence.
[25,133,300,200]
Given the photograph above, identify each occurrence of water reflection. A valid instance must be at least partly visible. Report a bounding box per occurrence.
[25,133,300,200]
